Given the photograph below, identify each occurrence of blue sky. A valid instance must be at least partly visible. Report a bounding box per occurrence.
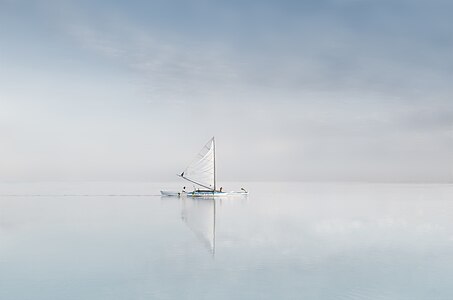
[1,0,452,182]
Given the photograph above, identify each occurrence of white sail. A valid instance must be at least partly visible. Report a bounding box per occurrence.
[180,137,215,190]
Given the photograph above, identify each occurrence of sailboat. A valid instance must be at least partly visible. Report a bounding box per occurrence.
[160,137,248,197]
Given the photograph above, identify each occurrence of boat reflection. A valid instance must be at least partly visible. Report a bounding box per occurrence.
[181,197,217,255]
[161,193,248,255]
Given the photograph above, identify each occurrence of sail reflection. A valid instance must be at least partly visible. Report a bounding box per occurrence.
[181,197,216,255]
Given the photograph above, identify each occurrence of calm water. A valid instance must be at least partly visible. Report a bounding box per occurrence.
[1,182,453,299]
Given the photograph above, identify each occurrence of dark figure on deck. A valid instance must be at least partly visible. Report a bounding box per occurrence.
[219,187,223,192]
[182,186,186,193]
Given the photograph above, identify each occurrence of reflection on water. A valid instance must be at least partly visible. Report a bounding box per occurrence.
[1,182,453,300]
[178,195,248,256]
[180,197,216,255]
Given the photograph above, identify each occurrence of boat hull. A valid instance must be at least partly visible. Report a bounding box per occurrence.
[188,191,227,197]
[160,190,248,197]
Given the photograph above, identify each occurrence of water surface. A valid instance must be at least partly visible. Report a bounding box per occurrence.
[1,182,453,299]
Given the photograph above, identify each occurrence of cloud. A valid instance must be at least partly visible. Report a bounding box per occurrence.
[0,0,452,182]
[65,20,243,105]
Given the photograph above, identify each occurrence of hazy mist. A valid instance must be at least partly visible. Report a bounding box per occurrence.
[1,0,452,182]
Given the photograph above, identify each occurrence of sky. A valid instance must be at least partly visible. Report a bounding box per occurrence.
[0,0,452,183]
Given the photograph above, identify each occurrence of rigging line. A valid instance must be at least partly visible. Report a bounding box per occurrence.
[179,175,214,190]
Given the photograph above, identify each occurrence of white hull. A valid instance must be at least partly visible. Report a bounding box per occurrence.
[161,190,248,197]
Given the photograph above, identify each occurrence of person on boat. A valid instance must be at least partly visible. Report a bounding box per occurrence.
[219,187,223,192]
[182,186,186,193]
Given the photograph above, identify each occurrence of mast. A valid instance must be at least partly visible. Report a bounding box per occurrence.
[213,137,216,191]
